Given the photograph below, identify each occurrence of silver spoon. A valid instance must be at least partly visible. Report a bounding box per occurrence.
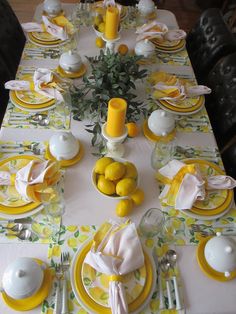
[160,257,174,310]
[1,223,24,232]
[165,250,182,310]
[5,229,32,241]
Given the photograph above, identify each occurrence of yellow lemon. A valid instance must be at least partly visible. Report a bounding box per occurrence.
[94,157,114,174]
[126,122,139,137]
[131,283,143,297]
[116,178,136,196]
[98,22,105,33]
[105,161,126,181]
[94,15,102,26]
[67,237,77,248]
[97,175,116,195]
[116,199,133,217]
[118,44,129,55]
[51,245,61,257]
[95,36,105,48]
[89,287,108,305]
[130,188,144,205]
[67,225,78,232]
[123,161,138,179]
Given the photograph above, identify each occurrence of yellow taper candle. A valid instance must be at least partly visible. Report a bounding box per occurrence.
[106,98,127,137]
[104,6,119,40]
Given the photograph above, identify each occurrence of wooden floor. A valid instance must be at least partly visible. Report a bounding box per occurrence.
[8,0,202,32]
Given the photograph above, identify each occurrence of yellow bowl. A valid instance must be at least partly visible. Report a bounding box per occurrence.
[91,157,138,200]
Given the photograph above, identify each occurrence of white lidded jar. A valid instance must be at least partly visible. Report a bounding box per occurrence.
[148,109,175,136]
[44,0,62,16]
[59,50,82,73]
[204,232,236,277]
[49,131,80,161]
[134,39,155,58]
[0,257,46,299]
[137,0,155,16]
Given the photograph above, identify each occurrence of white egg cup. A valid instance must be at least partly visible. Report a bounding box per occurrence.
[102,34,120,55]
[102,123,128,158]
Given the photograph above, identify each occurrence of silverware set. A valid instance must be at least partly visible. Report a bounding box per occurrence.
[0,223,34,241]
[54,252,70,314]
[8,113,50,127]
[190,223,236,237]
[153,249,183,311]
[0,142,44,155]
[174,145,219,163]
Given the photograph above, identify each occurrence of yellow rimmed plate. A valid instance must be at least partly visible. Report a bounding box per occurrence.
[27,33,63,47]
[184,159,234,217]
[10,91,56,112]
[0,155,42,215]
[31,31,60,42]
[57,64,87,79]
[71,240,156,314]
[142,120,176,143]
[45,140,84,167]
[151,38,181,48]
[158,95,204,115]
[1,259,53,311]
[196,237,236,281]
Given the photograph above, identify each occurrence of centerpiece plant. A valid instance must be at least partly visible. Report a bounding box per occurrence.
[71,49,148,154]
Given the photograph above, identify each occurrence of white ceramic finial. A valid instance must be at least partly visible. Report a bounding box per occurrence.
[225,246,233,254]
[68,50,72,56]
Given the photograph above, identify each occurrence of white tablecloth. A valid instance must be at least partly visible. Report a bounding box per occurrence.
[0,4,235,314]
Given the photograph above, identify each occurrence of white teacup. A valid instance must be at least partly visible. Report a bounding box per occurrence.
[0,257,46,300]
[148,109,175,136]
[59,50,82,73]
[43,0,62,17]
[49,131,80,161]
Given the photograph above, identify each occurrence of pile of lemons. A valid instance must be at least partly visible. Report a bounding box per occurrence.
[94,157,145,217]
[93,8,106,34]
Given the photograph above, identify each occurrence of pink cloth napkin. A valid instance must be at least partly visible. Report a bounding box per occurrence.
[5,68,64,101]
[157,160,236,210]
[0,160,60,202]
[21,15,70,41]
[84,220,144,314]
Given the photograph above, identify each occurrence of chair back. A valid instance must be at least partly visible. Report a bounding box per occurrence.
[186,8,236,82]
[0,0,26,78]
[0,57,11,125]
[206,52,236,149]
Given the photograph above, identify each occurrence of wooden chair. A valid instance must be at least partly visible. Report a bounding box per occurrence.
[186,8,236,83]
[0,0,26,79]
[206,52,236,151]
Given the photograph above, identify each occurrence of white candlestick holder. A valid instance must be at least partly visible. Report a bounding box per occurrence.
[102,34,120,54]
[102,123,128,158]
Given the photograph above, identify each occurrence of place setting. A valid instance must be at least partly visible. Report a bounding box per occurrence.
[147,71,211,115]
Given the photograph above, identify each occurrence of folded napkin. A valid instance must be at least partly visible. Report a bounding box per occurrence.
[21,15,74,41]
[5,68,65,101]
[84,220,144,314]
[0,160,61,202]
[153,83,211,102]
[136,21,186,42]
[148,71,178,85]
[156,160,236,210]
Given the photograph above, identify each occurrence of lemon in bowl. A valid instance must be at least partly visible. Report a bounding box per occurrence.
[92,157,139,199]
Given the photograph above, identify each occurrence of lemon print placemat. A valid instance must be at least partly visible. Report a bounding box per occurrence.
[42,225,185,314]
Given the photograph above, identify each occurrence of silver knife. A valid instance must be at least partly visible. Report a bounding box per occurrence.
[152,252,165,310]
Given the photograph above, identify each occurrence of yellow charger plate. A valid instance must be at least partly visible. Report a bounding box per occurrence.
[10,91,55,110]
[1,259,53,311]
[31,31,60,42]
[151,38,181,48]
[45,140,84,167]
[184,159,233,216]
[196,237,236,281]
[28,33,62,46]
[151,38,185,51]
[71,240,155,314]
[158,95,204,114]
[57,64,87,79]
[142,120,176,143]
[0,155,42,214]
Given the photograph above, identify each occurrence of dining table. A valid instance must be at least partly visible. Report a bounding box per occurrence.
[0,2,236,314]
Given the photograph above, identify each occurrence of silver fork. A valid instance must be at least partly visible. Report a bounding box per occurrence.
[199,230,236,237]
[54,263,63,314]
[61,252,70,314]
[191,223,235,232]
